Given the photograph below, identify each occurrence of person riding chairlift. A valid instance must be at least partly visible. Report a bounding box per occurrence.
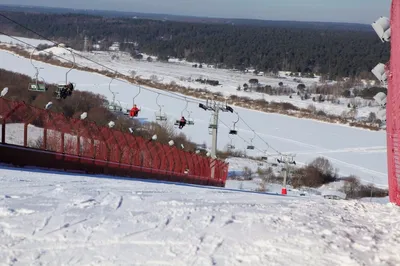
[179,116,187,129]
[60,82,74,99]
[130,104,140,117]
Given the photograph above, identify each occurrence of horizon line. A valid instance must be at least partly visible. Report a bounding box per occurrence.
[0,3,372,26]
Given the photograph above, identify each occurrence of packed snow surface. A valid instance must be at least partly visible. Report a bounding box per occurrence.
[0,166,399,265]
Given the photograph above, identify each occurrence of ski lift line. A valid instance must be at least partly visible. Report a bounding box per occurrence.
[218,116,279,155]
[0,32,79,70]
[8,34,279,156]
[1,30,281,154]
[0,32,203,107]
[217,118,267,155]
[235,113,282,155]
[0,14,206,105]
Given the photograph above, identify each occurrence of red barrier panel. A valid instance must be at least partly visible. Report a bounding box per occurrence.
[0,98,228,187]
[387,0,400,205]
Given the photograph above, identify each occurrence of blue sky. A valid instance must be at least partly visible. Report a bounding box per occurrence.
[0,0,391,24]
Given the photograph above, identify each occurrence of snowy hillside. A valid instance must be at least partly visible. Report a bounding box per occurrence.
[0,165,399,265]
[0,49,388,187]
[0,35,382,118]
[0,35,54,48]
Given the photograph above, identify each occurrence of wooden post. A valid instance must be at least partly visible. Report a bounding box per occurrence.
[77,135,81,156]
[61,133,65,153]
[43,128,47,150]
[24,123,28,147]
[90,139,94,158]
[1,120,5,144]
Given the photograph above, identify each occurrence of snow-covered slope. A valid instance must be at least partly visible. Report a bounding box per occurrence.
[0,50,388,187]
[0,165,399,265]
[0,34,381,118]
[0,35,54,48]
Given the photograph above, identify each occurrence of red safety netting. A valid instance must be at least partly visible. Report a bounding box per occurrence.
[387,0,400,205]
[0,98,228,186]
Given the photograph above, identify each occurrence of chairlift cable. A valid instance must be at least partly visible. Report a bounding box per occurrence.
[0,13,206,104]
[0,27,285,156]
[0,31,203,105]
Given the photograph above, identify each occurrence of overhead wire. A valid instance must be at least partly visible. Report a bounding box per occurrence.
[0,13,286,157]
[0,12,206,105]
[217,117,268,155]
[0,31,202,105]
[235,113,283,156]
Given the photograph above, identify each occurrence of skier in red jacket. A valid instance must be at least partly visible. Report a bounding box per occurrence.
[130,104,140,117]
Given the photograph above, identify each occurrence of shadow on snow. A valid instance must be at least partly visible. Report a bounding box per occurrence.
[0,163,297,198]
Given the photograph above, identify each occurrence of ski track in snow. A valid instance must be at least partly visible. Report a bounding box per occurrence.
[0,167,399,265]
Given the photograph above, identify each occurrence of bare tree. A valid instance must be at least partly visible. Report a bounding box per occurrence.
[309,157,334,177]
[242,167,253,180]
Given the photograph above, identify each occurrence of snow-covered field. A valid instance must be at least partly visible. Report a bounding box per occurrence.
[0,36,388,188]
[0,34,381,118]
[0,49,388,187]
[0,165,399,265]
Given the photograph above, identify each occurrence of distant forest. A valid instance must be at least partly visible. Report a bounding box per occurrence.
[0,10,390,79]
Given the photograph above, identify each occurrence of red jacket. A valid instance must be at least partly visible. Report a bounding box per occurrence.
[130,107,140,117]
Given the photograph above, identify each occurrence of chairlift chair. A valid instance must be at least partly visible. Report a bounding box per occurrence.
[229,129,238,135]
[175,99,194,127]
[108,103,123,113]
[156,111,168,121]
[55,48,75,100]
[247,130,255,150]
[28,49,47,92]
[185,105,195,125]
[227,135,235,150]
[56,82,75,100]
[127,85,142,117]
[229,111,239,135]
[187,117,194,125]
[155,93,168,121]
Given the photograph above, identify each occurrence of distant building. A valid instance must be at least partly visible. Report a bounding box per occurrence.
[109,42,120,51]
[321,190,346,200]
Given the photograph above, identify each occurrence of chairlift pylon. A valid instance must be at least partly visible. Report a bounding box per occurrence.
[55,48,75,100]
[28,48,47,92]
[155,93,167,121]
